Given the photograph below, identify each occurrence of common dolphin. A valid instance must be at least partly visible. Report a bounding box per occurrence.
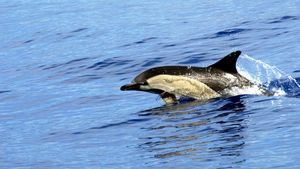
[120,51,269,104]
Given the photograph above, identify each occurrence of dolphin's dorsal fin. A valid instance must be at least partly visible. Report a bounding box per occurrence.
[209,51,241,74]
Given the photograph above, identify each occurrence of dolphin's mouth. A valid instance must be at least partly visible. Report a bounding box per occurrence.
[120,83,140,91]
[120,82,146,91]
[121,82,169,97]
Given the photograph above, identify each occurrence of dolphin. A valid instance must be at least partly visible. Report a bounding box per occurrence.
[120,51,269,104]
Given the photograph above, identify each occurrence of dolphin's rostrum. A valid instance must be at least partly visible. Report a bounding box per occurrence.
[121,51,268,104]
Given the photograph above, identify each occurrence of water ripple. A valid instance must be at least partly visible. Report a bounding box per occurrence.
[42,57,91,70]
[23,39,34,44]
[162,43,177,48]
[268,15,299,24]
[89,118,150,130]
[177,53,209,64]
[87,58,133,70]
[67,118,151,135]
[0,90,11,94]
[141,57,164,67]
[214,28,251,38]
[121,37,158,47]
[70,28,88,33]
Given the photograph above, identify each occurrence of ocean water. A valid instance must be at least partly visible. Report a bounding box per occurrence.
[1,0,300,168]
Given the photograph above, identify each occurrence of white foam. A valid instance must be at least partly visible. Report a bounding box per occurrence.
[222,85,265,96]
[271,88,286,96]
[223,73,237,83]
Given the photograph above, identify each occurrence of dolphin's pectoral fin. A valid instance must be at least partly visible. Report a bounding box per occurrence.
[160,92,178,104]
[209,51,241,74]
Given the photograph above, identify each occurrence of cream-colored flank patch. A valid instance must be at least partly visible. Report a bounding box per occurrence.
[147,75,220,100]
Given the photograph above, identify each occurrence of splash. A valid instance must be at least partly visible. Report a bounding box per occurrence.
[222,85,267,96]
[237,54,300,96]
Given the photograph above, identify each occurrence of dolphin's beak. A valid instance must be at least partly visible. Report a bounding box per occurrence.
[120,83,142,91]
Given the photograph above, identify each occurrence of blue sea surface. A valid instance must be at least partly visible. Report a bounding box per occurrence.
[1,0,300,168]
